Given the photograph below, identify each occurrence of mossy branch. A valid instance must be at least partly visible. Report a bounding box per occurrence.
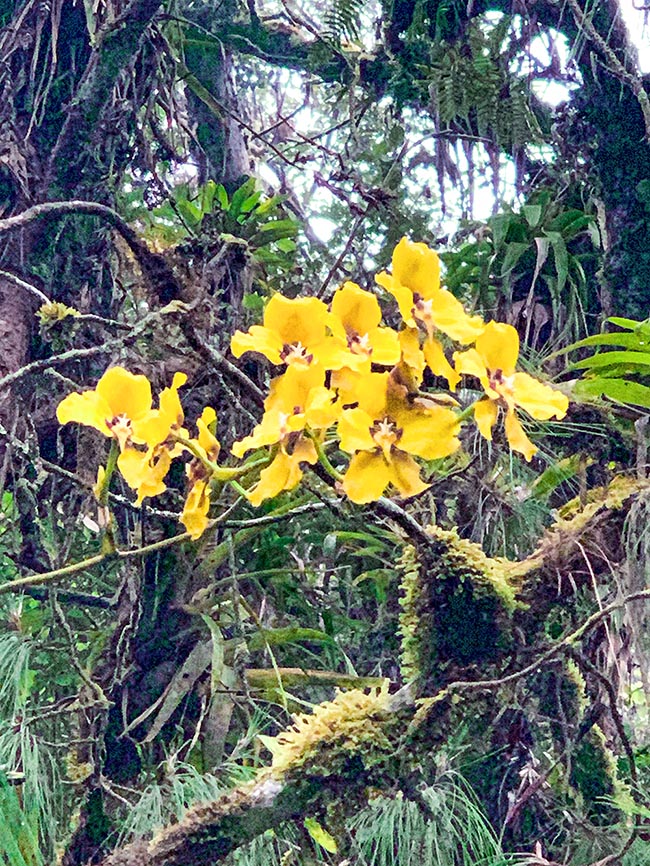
[100,575,650,866]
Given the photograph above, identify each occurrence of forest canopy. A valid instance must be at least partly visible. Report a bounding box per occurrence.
[1,0,650,864]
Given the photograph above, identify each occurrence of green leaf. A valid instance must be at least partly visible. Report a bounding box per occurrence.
[249,220,298,248]
[175,197,202,226]
[500,242,528,276]
[574,377,650,408]
[199,614,224,697]
[607,316,650,337]
[546,232,568,297]
[530,454,591,500]
[521,204,542,228]
[199,180,217,215]
[546,209,589,233]
[489,213,512,248]
[240,191,263,214]
[276,238,296,253]
[304,817,338,853]
[559,214,593,239]
[248,627,334,651]
[215,183,229,210]
[570,350,650,371]
[388,124,405,147]
[255,195,286,216]
[242,292,264,312]
[229,178,257,219]
[557,332,650,355]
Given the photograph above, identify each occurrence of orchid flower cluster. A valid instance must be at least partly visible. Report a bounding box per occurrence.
[56,238,569,540]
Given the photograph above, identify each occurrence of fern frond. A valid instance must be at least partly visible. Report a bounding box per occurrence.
[323,0,364,43]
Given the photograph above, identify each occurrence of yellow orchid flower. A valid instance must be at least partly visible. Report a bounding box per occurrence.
[233,366,339,504]
[230,295,332,369]
[57,367,155,451]
[337,372,461,504]
[57,368,188,451]
[375,237,484,344]
[135,372,188,451]
[454,321,569,461]
[58,368,189,501]
[247,438,318,507]
[325,282,401,371]
[118,446,173,506]
[233,366,339,458]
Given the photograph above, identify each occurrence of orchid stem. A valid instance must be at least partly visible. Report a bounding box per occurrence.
[309,434,344,482]
[98,441,120,506]
[173,433,266,482]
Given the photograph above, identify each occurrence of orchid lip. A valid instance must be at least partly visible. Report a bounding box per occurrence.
[348,332,372,355]
[280,342,313,366]
[370,416,402,456]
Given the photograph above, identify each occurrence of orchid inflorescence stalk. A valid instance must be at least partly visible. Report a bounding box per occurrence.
[56,238,569,540]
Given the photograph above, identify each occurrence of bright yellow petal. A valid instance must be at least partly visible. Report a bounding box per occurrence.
[375,273,416,327]
[475,322,519,374]
[388,451,430,498]
[264,295,329,348]
[133,411,172,448]
[266,365,325,414]
[391,237,440,299]
[423,337,461,390]
[230,326,283,365]
[181,479,211,539]
[247,450,304,507]
[473,398,499,441]
[304,386,340,429]
[453,348,491,392]
[159,372,186,425]
[117,447,171,504]
[511,373,569,420]
[312,336,365,372]
[96,367,152,421]
[428,290,485,344]
[342,451,391,503]
[133,372,187,446]
[338,408,376,454]
[353,372,390,420]
[330,282,382,337]
[135,451,171,505]
[292,436,318,466]
[396,406,461,460]
[368,327,401,365]
[232,412,283,457]
[331,368,365,404]
[505,408,537,461]
[197,406,220,459]
[56,389,113,435]
[398,328,425,386]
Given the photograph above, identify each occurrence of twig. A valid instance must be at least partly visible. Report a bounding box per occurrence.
[0,500,334,594]
[316,212,364,299]
[0,199,184,302]
[415,587,650,723]
[183,327,265,406]
[0,269,50,304]
[21,586,113,608]
[0,303,176,393]
[565,0,650,141]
